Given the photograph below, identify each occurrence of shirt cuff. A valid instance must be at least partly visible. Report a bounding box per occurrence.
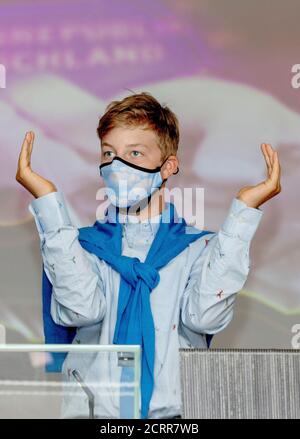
[220,197,263,242]
[28,191,73,234]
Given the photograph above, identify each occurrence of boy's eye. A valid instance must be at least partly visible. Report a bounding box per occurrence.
[103,151,114,158]
[131,151,142,157]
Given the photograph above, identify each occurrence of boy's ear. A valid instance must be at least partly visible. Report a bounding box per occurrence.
[162,154,179,177]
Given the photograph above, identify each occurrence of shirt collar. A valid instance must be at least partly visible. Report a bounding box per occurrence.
[105,201,172,225]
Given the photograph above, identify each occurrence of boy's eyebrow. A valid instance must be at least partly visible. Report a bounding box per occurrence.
[102,142,148,148]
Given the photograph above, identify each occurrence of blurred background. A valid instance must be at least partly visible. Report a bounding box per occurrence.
[0,0,300,349]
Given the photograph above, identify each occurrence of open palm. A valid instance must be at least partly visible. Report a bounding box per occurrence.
[237,143,281,209]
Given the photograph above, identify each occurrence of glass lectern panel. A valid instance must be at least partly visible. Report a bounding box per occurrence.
[0,344,141,419]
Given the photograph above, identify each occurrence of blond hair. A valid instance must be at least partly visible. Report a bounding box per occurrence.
[97,91,179,160]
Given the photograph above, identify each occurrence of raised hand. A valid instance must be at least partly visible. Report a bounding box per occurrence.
[236,143,281,209]
[16,131,57,198]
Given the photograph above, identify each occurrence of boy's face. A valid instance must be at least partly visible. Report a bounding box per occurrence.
[100,126,178,180]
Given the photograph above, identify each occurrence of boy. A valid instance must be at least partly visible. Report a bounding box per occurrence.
[16,92,281,419]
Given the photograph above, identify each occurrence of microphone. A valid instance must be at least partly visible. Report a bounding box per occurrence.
[71,369,95,419]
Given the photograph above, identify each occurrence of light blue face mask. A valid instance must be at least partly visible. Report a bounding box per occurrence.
[99,156,179,208]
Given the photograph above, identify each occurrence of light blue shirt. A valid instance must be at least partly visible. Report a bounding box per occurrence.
[28,192,263,419]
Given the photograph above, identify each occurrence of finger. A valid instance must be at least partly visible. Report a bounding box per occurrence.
[269,150,281,186]
[265,143,275,166]
[267,143,275,167]
[274,151,281,184]
[18,132,31,170]
[261,143,272,176]
[28,131,35,156]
